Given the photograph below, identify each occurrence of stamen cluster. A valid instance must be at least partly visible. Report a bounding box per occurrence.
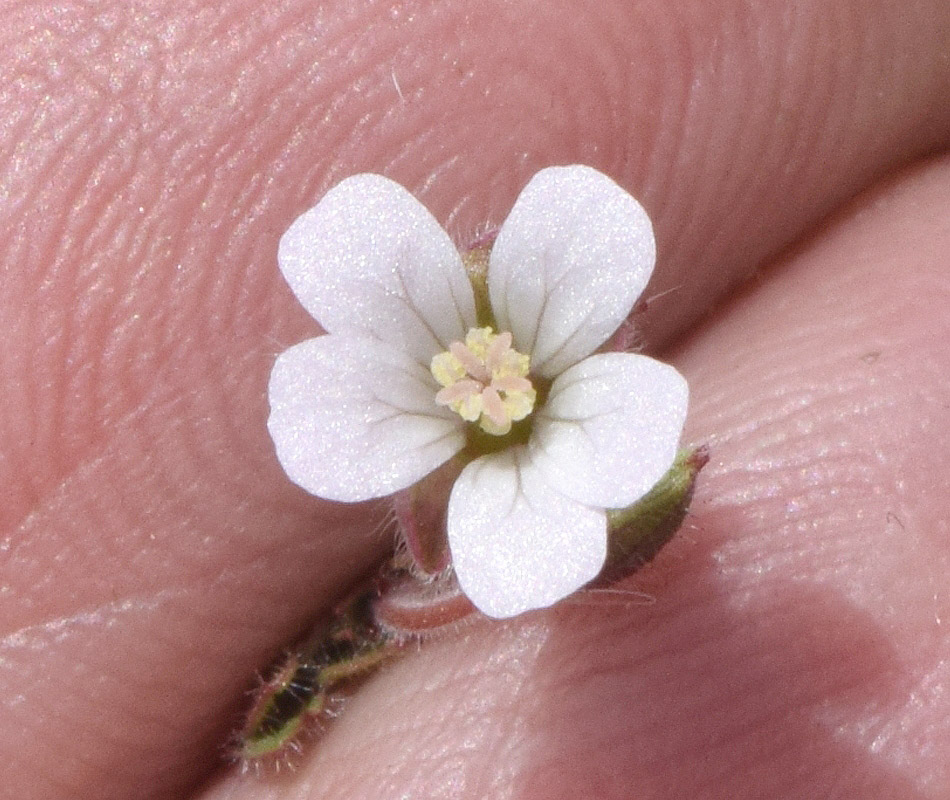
[430,327,536,436]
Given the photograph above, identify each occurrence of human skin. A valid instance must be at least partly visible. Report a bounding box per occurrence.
[1,1,949,798]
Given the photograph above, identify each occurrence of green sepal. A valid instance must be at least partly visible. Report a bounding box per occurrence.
[462,246,497,329]
[594,445,708,587]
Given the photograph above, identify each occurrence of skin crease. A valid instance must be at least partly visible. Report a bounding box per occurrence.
[0,0,948,798]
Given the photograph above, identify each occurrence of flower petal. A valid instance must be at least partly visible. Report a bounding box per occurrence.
[488,165,656,378]
[447,448,607,619]
[268,334,465,502]
[530,352,688,508]
[278,174,477,366]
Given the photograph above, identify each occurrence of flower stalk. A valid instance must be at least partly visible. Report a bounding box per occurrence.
[236,445,706,764]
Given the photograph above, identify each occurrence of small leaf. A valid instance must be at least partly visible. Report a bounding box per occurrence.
[235,651,321,762]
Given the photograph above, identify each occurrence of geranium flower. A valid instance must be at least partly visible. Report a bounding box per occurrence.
[268,165,688,619]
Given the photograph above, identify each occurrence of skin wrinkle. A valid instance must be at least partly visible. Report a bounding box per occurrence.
[536,578,901,790]
[353,627,546,799]
[1,610,113,657]
[4,601,203,725]
[5,603,182,749]
[674,5,762,260]
[0,0,948,797]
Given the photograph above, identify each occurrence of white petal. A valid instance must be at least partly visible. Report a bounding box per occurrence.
[489,165,656,378]
[278,174,477,366]
[447,448,606,619]
[268,335,465,502]
[530,353,688,508]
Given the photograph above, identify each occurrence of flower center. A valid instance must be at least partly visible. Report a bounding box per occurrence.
[430,327,536,436]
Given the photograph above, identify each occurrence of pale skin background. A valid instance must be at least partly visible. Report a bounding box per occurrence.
[1,1,949,798]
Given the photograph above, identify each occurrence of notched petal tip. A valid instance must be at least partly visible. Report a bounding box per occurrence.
[277,174,477,365]
[532,352,689,509]
[267,335,465,502]
[446,449,607,619]
[488,165,657,378]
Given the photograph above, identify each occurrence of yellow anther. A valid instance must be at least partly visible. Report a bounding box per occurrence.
[431,351,467,388]
[431,327,536,435]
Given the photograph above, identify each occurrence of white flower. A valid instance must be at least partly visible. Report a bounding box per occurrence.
[268,165,688,619]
